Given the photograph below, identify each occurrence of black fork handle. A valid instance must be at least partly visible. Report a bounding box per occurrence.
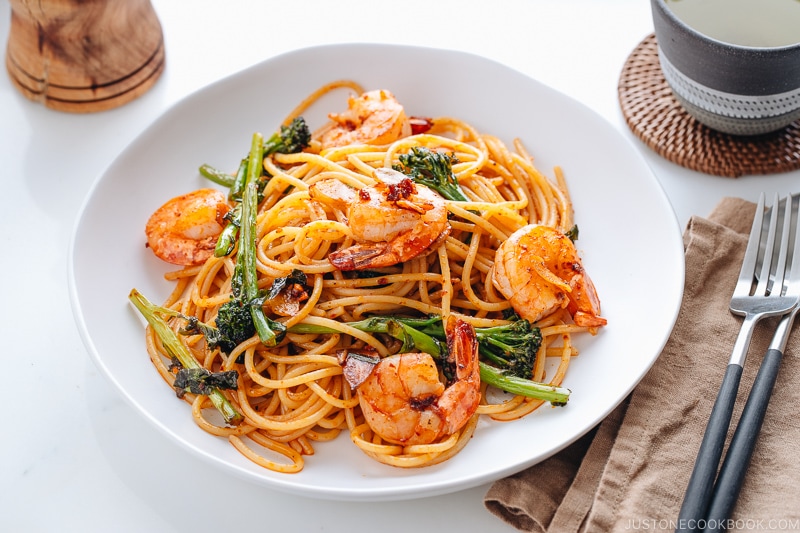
[676,364,743,533]
[703,348,784,532]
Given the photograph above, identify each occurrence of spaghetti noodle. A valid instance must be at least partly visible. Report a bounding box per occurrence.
[135,80,605,473]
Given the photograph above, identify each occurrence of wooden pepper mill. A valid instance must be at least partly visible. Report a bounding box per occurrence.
[5,0,165,113]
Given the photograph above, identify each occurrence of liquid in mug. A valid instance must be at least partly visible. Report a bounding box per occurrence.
[664,0,800,47]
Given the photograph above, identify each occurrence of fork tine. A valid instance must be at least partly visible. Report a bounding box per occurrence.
[734,193,767,299]
[785,194,800,295]
[770,193,794,296]
[754,193,781,296]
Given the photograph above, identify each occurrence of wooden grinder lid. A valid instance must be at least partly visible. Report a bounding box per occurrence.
[6,0,165,113]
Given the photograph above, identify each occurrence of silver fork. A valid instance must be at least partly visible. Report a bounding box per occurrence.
[703,193,800,532]
[676,193,800,533]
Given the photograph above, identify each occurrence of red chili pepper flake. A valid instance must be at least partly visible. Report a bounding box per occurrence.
[409,116,434,135]
[386,178,416,201]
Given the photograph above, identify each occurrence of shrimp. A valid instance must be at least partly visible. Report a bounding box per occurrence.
[493,224,607,329]
[355,316,481,446]
[308,168,450,270]
[319,89,412,149]
[145,188,231,266]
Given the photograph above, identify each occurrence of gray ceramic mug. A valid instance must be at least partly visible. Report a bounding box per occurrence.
[651,0,800,136]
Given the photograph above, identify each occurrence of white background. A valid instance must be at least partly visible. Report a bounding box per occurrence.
[1,1,798,532]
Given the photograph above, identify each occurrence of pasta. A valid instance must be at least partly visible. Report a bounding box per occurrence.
[136,80,604,473]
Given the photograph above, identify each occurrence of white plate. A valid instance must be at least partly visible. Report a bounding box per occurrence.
[69,44,684,502]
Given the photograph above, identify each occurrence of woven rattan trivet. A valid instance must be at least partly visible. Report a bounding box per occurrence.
[618,34,800,178]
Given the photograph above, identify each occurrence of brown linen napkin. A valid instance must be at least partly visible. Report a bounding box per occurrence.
[485,197,800,532]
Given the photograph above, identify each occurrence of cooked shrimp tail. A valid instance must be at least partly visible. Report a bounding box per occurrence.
[328,242,393,270]
[438,316,482,433]
[567,271,607,328]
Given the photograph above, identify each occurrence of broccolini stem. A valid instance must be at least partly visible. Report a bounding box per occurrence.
[214,204,241,257]
[239,133,282,346]
[289,318,443,356]
[426,178,470,203]
[263,132,284,155]
[286,323,337,335]
[478,363,570,405]
[240,132,263,305]
[228,157,249,202]
[205,157,247,257]
[353,317,445,356]
[198,163,235,188]
[233,135,286,345]
[128,289,243,425]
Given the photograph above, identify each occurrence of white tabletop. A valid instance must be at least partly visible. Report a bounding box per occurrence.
[2,1,798,531]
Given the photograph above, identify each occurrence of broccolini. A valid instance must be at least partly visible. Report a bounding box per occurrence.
[200,118,312,258]
[128,289,243,425]
[289,315,569,405]
[263,117,312,156]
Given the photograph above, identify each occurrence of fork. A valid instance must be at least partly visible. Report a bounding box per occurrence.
[702,193,800,531]
[675,193,800,533]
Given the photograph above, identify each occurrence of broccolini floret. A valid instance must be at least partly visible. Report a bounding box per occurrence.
[212,298,256,354]
[473,320,541,380]
[263,117,312,155]
[393,146,470,202]
[173,367,239,398]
